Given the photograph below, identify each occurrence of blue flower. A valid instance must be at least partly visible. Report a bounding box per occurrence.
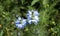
[27,10,39,25]
[15,10,40,29]
[15,17,27,29]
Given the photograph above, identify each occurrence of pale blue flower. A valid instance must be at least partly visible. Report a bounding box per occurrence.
[15,17,27,29]
[15,19,24,29]
[27,10,39,25]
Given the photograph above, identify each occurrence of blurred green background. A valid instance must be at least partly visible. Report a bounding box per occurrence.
[0,0,60,36]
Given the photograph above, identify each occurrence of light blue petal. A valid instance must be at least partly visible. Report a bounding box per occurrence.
[26,10,39,25]
[16,24,24,29]
[33,10,39,16]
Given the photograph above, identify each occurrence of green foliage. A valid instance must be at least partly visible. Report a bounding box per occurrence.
[0,0,60,36]
[0,30,3,36]
[31,0,39,6]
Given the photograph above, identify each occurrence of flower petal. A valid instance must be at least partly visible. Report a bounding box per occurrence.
[16,24,24,29]
[22,18,27,26]
[15,20,20,24]
[34,16,39,21]
[33,10,39,16]
[28,20,32,24]
[32,20,38,25]
[28,10,32,15]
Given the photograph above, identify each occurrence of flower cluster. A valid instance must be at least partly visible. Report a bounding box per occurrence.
[15,10,39,29]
